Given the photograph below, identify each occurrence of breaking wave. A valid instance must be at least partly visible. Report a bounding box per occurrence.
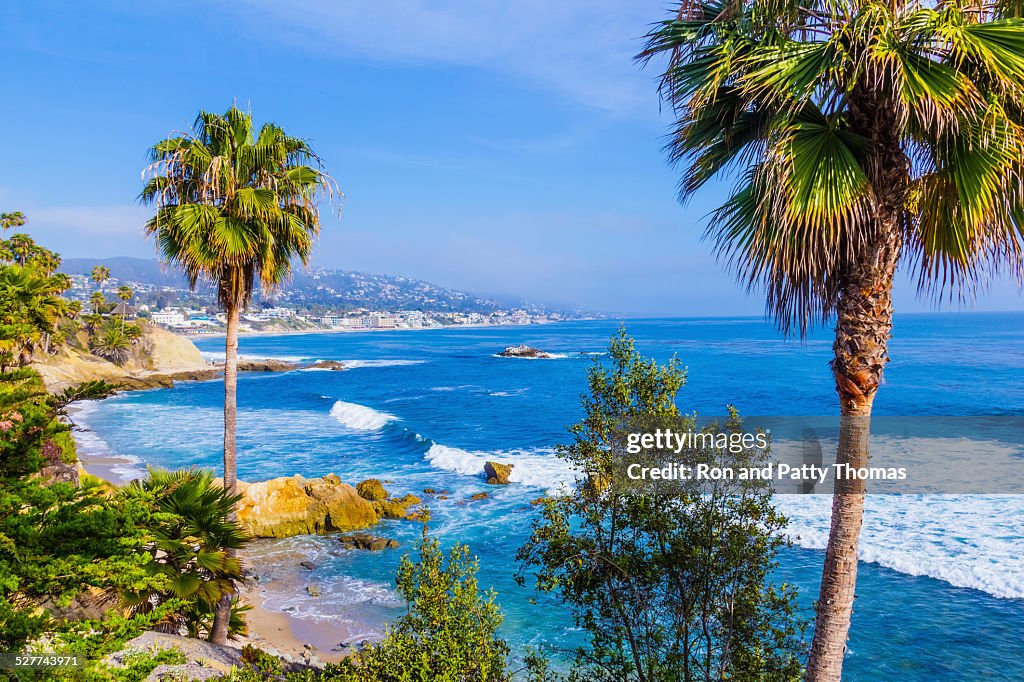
[329,401,396,430]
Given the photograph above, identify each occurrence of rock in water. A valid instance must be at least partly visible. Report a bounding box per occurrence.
[235,474,377,538]
[356,478,388,501]
[299,560,316,571]
[497,344,553,359]
[338,533,400,551]
[372,493,422,519]
[484,461,513,485]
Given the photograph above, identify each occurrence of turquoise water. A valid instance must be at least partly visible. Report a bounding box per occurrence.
[77,314,1024,679]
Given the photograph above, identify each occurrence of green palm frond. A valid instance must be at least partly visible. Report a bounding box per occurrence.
[642,0,1024,333]
[141,105,336,311]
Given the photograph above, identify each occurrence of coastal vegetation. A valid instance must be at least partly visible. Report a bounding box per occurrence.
[0,217,241,678]
[641,0,1024,677]
[518,330,805,681]
[141,106,335,643]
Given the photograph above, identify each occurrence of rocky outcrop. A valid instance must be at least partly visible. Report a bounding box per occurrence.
[104,631,320,679]
[356,478,388,501]
[497,344,552,359]
[235,474,377,539]
[484,461,513,485]
[32,326,349,394]
[372,493,422,519]
[33,325,212,393]
[338,532,400,551]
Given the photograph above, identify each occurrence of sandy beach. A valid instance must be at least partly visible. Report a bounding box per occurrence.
[238,582,351,664]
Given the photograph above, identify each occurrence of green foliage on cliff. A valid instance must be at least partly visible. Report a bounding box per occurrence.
[0,215,251,676]
[0,225,73,369]
[119,468,250,639]
[0,367,158,653]
[517,329,806,682]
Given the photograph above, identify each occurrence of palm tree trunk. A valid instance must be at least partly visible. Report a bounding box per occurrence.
[210,304,240,645]
[805,224,901,681]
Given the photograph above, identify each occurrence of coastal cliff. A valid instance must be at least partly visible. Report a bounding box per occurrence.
[33,324,211,392]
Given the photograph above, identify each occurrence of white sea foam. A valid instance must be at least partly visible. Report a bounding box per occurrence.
[66,401,147,481]
[488,388,529,397]
[200,351,310,363]
[338,359,426,369]
[329,401,396,430]
[491,353,568,360]
[778,494,1024,599]
[243,536,400,639]
[424,443,577,493]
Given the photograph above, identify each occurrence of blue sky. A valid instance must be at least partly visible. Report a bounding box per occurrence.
[2,1,1021,316]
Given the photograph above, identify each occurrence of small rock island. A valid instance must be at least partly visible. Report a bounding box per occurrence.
[497,344,553,359]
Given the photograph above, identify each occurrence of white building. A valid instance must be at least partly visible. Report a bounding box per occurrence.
[152,309,186,326]
[262,307,296,319]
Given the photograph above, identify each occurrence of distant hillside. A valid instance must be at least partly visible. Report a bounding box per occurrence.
[60,257,193,289]
[60,257,578,315]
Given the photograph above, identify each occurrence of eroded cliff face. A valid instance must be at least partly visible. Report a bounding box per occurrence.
[33,325,211,392]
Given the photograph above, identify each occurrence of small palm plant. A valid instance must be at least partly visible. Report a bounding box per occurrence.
[89,325,131,365]
[119,468,249,639]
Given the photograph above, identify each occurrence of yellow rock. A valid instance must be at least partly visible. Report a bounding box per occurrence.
[234,474,377,539]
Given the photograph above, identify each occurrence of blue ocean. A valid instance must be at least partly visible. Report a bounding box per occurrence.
[76,314,1024,680]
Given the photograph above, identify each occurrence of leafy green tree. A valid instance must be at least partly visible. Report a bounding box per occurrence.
[118,468,249,640]
[518,330,805,682]
[640,2,1024,678]
[140,105,333,643]
[209,528,563,682]
[0,370,157,654]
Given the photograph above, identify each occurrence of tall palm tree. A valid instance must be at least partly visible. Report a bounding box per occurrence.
[0,212,25,232]
[89,291,106,316]
[91,265,110,294]
[117,285,134,330]
[140,105,333,644]
[8,234,35,267]
[641,3,1024,679]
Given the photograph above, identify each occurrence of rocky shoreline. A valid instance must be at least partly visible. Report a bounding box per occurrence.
[234,474,423,540]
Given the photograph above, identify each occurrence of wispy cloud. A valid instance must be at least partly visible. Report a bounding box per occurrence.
[19,205,153,258]
[231,0,665,115]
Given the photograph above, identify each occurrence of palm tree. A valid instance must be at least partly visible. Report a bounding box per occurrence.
[140,105,333,644]
[119,468,248,638]
[8,234,34,267]
[90,265,110,293]
[89,291,106,316]
[117,285,134,330]
[0,211,25,232]
[641,3,1024,679]
[0,265,69,368]
[89,325,131,365]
